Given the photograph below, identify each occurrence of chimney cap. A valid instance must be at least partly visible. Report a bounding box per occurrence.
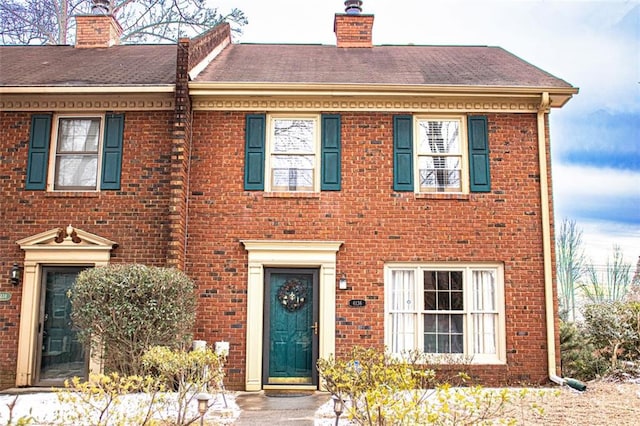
[344,0,363,15]
[92,0,111,15]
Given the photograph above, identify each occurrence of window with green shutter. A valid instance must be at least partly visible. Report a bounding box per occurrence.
[244,114,266,190]
[25,113,125,191]
[393,115,490,194]
[244,113,342,192]
[26,114,52,190]
[393,115,414,191]
[467,116,491,192]
[101,113,124,190]
[321,114,341,191]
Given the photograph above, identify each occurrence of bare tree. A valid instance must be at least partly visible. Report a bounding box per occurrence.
[0,0,247,45]
[624,256,640,302]
[581,245,632,303]
[555,218,585,321]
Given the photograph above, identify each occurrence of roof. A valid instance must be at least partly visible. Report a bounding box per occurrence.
[195,44,573,89]
[0,45,177,87]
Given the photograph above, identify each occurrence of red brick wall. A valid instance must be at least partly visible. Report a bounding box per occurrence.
[0,110,174,388]
[186,110,554,388]
[0,108,558,390]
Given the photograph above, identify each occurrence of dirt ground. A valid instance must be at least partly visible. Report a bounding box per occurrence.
[510,380,640,425]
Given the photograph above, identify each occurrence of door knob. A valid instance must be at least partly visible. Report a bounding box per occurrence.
[310,322,318,335]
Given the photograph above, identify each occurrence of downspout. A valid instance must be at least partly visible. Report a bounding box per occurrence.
[537,92,565,386]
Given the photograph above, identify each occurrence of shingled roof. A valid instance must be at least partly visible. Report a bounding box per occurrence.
[0,45,176,87]
[194,44,573,89]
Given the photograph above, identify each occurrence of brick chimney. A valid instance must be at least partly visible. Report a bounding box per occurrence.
[75,0,122,48]
[334,0,374,48]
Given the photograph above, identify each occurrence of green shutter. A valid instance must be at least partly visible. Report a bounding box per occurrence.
[468,115,491,192]
[101,113,125,190]
[393,115,413,191]
[321,114,341,191]
[26,114,52,190]
[244,114,266,190]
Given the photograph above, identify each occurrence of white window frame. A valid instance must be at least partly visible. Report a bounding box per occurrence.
[47,114,105,192]
[265,114,320,193]
[384,263,506,364]
[414,115,469,194]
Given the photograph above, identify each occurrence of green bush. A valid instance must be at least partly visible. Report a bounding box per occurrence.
[70,264,196,375]
[583,301,640,367]
[560,320,608,381]
[560,301,640,381]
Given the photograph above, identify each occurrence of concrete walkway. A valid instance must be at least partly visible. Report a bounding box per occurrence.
[233,391,331,425]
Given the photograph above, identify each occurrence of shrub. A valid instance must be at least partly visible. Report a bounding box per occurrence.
[560,320,608,381]
[142,345,225,425]
[70,264,197,375]
[582,301,640,367]
[55,373,166,426]
[317,347,552,425]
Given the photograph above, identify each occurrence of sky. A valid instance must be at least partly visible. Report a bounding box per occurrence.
[211,0,639,268]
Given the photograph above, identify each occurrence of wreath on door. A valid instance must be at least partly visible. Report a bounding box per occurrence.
[277,279,308,312]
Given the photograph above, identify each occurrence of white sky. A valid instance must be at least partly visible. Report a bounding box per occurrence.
[211,0,640,267]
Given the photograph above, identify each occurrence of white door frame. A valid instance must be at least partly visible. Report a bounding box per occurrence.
[241,240,342,391]
[15,226,116,386]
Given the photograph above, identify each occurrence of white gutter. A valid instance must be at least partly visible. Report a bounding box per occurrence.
[537,92,565,386]
[188,82,577,107]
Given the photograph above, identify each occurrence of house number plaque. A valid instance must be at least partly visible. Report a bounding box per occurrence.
[0,292,11,302]
[349,299,366,307]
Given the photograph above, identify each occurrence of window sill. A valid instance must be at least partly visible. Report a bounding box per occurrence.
[414,193,470,201]
[263,192,321,199]
[44,191,101,198]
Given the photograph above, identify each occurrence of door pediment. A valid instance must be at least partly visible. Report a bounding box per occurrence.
[17,225,117,250]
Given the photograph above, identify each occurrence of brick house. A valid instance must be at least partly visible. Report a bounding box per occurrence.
[0,2,577,391]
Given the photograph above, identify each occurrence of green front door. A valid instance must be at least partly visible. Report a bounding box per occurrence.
[36,267,87,386]
[263,269,319,386]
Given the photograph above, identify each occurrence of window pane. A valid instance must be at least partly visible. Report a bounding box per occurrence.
[437,271,449,290]
[424,271,436,290]
[438,292,449,310]
[437,314,450,332]
[273,119,314,153]
[390,270,416,353]
[418,120,460,154]
[391,313,415,353]
[473,313,497,354]
[424,314,465,354]
[55,155,98,189]
[424,314,436,332]
[451,314,463,334]
[58,119,100,152]
[424,334,437,353]
[391,270,415,311]
[473,270,496,311]
[451,291,463,310]
[451,272,463,290]
[451,334,464,353]
[418,157,461,192]
[271,155,314,191]
[437,334,450,353]
[424,291,436,310]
